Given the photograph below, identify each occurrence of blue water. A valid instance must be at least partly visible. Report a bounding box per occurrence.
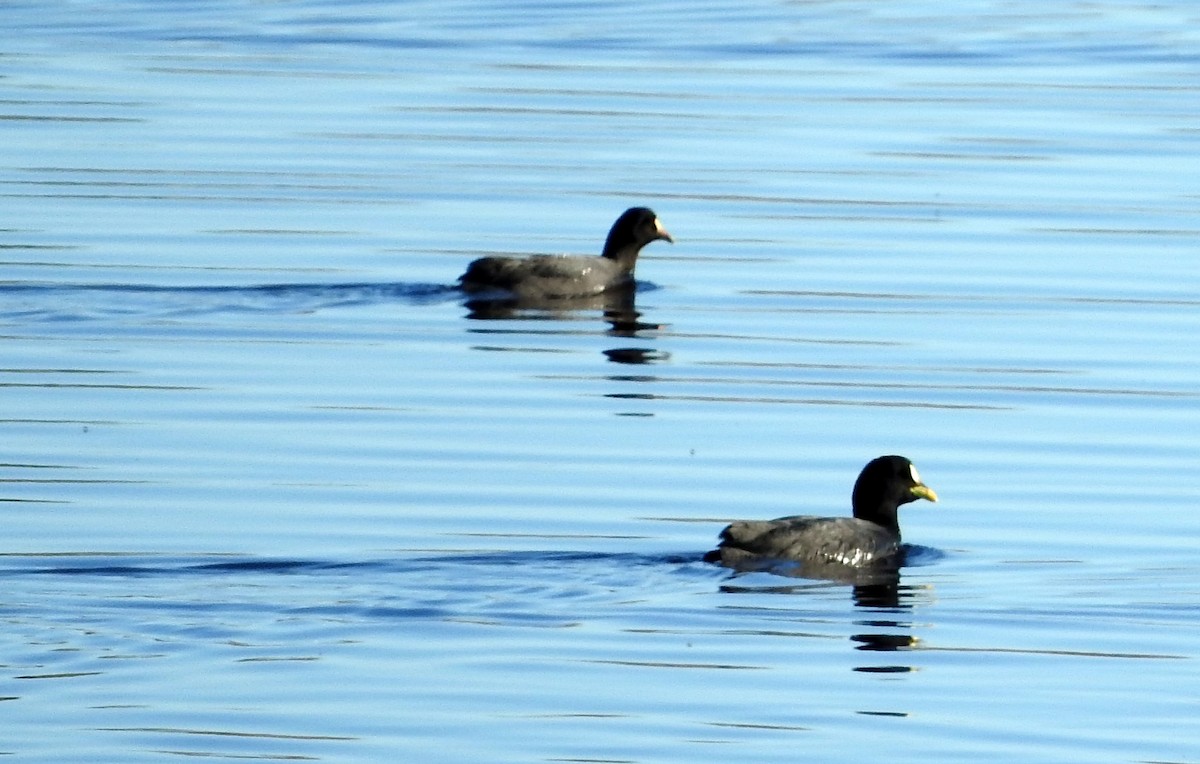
[3,1,1199,762]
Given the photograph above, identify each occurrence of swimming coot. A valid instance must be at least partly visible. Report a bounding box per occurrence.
[703,455,938,574]
[458,207,672,299]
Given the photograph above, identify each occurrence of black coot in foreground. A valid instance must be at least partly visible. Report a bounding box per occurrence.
[703,455,939,578]
[458,207,672,299]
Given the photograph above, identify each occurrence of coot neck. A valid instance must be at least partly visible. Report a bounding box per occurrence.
[600,234,640,273]
[852,498,901,537]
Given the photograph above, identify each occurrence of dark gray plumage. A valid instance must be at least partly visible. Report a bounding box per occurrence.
[458,207,672,299]
[704,455,939,576]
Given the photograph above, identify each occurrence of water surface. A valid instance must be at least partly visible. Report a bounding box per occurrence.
[2,1,1198,762]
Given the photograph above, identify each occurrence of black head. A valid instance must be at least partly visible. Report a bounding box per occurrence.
[850,455,938,533]
[601,207,673,267]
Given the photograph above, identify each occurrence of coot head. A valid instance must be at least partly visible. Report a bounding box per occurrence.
[851,455,938,534]
[601,207,673,270]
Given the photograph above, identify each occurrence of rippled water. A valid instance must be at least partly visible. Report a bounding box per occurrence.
[3,1,1199,762]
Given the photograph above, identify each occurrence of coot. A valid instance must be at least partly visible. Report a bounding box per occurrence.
[458,207,672,299]
[703,455,939,574]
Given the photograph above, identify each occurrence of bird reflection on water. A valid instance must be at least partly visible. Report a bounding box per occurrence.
[712,543,943,673]
[464,283,668,365]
